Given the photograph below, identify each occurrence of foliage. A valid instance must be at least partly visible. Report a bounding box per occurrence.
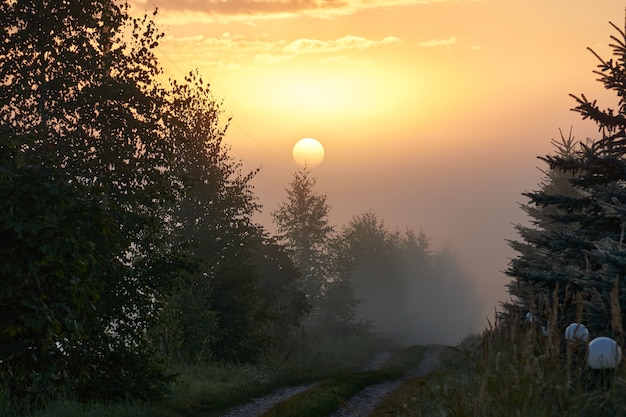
[151,69,286,363]
[0,129,120,401]
[0,0,237,402]
[505,130,582,323]
[505,21,626,336]
[11,334,394,417]
[253,236,311,358]
[332,211,406,338]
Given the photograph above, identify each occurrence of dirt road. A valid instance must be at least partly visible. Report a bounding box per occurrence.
[329,347,443,417]
[219,346,443,417]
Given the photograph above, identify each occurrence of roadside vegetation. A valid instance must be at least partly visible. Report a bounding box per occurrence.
[373,316,626,417]
[5,335,421,417]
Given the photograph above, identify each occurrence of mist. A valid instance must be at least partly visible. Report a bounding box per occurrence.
[347,234,483,347]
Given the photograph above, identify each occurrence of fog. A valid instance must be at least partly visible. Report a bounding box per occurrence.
[354,244,483,346]
[261,173,501,346]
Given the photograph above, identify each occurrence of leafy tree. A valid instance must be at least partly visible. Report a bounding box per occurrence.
[0,1,184,401]
[0,129,115,400]
[272,169,368,338]
[333,212,480,345]
[155,71,267,362]
[333,212,409,340]
[272,167,334,308]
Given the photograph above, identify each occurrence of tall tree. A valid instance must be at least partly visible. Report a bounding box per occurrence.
[272,168,334,307]
[506,21,626,336]
[156,71,268,362]
[0,1,183,401]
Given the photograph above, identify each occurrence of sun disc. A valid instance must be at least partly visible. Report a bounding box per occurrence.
[292,138,325,168]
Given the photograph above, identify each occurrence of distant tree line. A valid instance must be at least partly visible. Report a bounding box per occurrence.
[505,22,626,340]
[273,169,481,346]
[0,0,481,405]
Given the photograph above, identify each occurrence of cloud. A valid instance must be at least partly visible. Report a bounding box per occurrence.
[282,35,402,54]
[158,32,403,70]
[129,0,454,23]
[417,36,457,47]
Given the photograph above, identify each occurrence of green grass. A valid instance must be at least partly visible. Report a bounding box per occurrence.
[6,400,172,417]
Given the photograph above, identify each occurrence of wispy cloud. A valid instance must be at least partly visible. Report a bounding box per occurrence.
[130,0,455,23]
[282,35,402,54]
[418,36,457,47]
[158,33,403,70]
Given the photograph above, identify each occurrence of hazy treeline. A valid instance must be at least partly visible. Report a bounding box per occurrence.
[0,0,480,407]
[272,170,482,346]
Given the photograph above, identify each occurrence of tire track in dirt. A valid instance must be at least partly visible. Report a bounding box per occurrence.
[218,381,320,417]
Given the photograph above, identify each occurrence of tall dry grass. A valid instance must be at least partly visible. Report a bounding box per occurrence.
[374,290,626,417]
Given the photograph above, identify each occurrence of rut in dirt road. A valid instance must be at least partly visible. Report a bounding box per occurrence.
[218,381,320,417]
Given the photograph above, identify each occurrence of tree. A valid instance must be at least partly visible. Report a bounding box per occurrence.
[333,211,408,340]
[253,236,310,356]
[0,1,185,401]
[0,129,119,400]
[155,71,268,363]
[506,21,626,336]
[505,130,582,324]
[272,167,334,307]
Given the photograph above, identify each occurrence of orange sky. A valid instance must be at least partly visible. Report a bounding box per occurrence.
[130,0,624,325]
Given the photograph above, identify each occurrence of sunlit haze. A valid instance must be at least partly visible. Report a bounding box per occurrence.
[130,0,625,328]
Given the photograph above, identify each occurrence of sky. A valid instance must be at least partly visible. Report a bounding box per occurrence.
[130,0,625,326]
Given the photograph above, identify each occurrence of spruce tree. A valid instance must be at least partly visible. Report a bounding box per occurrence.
[507,21,626,337]
[505,130,581,323]
[272,168,334,308]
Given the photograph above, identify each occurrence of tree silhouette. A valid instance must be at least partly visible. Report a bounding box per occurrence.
[272,167,334,308]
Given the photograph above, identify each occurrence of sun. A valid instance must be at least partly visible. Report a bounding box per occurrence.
[292,138,325,168]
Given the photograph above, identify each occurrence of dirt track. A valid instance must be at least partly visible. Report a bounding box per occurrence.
[329,347,443,417]
[219,346,443,417]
